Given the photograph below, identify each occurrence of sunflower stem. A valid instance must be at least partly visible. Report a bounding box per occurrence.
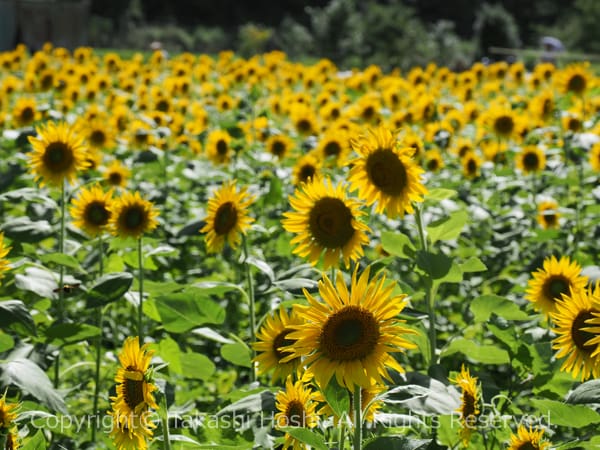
[242,234,256,381]
[54,180,67,388]
[160,392,172,450]
[338,420,346,449]
[353,384,362,450]
[91,235,104,442]
[138,237,145,344]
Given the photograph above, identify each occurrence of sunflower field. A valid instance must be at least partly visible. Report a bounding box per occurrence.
[1,43,600,450]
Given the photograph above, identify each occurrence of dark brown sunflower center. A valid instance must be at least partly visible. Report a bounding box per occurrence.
[214,202,238,235]
[285,400,306,427]
[271,140,286,157]
[362,106,375,120]
[514,442,538,450]
[523,152,540,170]
[567,74,586,93]
[330,107,340,119]
[462,392,477,418]
[543,213,557,227]
[41,74,53,90]
[156,99,169,112]
[20,106,34,123]
[216,139,228,155]
[571,311,596,352]
[308,197,355,249]
[543,275,570,302]
[135,131,148,145]
[123,206,145,230]
[320,305,380,361]
[273,329,296,361]
[494,115,514,136]
[366,148,407,196]
[324,141,341,157]
[299,165,316,184]
[466,158,477,175]
[85,201,110,226]
[90,130,106,147]
[43,141,74,172]
[542,99,553,116]
[568,118,581,132]
[123,368,145,409]
[296,119,312,134]
[109,172,123,185]
[426,158,439,171]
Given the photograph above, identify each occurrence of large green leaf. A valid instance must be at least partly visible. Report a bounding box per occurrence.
[470,295,529,322]
[1,217,53,243]
[155,336,216,380]
[0,300,36,335]
[14,266,58,298]
[39,253,86,273]
[44,323,100,347]
[154,287,226,333]
[0,331,14,352]
[86,272,134,307]
[565,380,600,405]
[217,390,275,416]
[364,437,431,450]
[322,378,350,419]
[278,428,327,450]
[530,399,600,428]
[426,209,468,243]
[20,429,47,450]
[424,188,457,204]
[221,342,252,368]
[380,231,416,259]
[441,338,510,365]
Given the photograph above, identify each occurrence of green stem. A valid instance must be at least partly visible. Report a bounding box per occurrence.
[338,420,346,450]
[54,180,67,388]
[353,385,362,450]
[138,237,144,344]
[91,235,105,442]
[242,235,256,381]
[574,159,584,257]
[160,393,172,450]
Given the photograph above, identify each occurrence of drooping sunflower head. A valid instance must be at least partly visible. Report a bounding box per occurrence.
[282,177,370,269]
[0,233,12,283]
[109,407,154,450]
[507,424,550,450]
[348,127,427,218]
[109,191,159,239]
[70,184,113,237]
[525,255,588,318]
[103,159,131,188]
[206,129,233,166]
[275,376,319,448]
[200,181,255,253]
[515,145,546,174]
[537,200,560,230]
[253,307,305,382]
[292,153,321,186]
[12,97,39,128]
[0,391,19,429]
[551,283,600,381]
[556,64,591,96]
[450,364,481,446]
[27,121,89,186]
[283,267,416,389]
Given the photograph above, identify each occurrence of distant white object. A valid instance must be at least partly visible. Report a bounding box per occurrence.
[540,36,564,52]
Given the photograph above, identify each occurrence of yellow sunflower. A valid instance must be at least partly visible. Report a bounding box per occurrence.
[450,365,481,447]
[70,184,113,237]
[315,130,350,167]
[109,412,153,450]
[485,106,517,140]
[282,177,370,269]
[253,307,304,382]
[551,284,600,381]
[266,134,294,160]
[290,104,318,136]
[84,119,116,151]
[590,142,600,172]
[348,127,427,218]
[556,64,591,96]
[292,153,321,186]
[283,267,416,389]
[461,152,482,180]
[12,97,39,128]
[275,377,319,450]
[206,129,233,165]
[515,146,546,174]
[529,90,555,122]
[27,121,89,186]
[0,233,11,282]
[525,255,588,318]
[200,181,255,253]
[507,425,550,450]
[562,112,583,133]
[537,200,560,230]
[103,159,131,188]
[424,149,444,172]
[0,391,19,429]
[5,430,19,450]
[109,191,159,239]
[110,337,158,431]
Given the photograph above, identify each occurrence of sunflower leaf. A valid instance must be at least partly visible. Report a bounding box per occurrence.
[381,231,416,259]
[278,428,327,450]
[426,209,468,244]
[154,287,226,333]
[0,299,36,335]
[1,217,54,243]
[86,272,134,307]
[441,337,510,365]
[44,323,100,347]
[470,295,529,322]
[424,188,457,203]
[221,342,252,368]
[20,429,47,450]
[39,252,87,273]
[322,378,350,419]
[530,399,600,428]
[565,380,600,404]
[364,436,431,450]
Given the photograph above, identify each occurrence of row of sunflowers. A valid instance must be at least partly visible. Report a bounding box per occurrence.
[0,42,600,449]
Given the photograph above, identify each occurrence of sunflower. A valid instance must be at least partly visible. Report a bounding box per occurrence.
[461,152,482,180]
[562,113,582,133]
[275,377,319,450]
[424,149,444,172]
[109,412,153,450]
[206,129,233,165]
[0,233,11,283]
[292,153,321,186]
[282,268,416,389]
[253,308,304,382]
[556,64,591,96]
[515,146,546,174]
[590,142,600,172]
[507,425,550,450]
[529,90,555,122]
[200,181,255,253]
[103,159,131,188]
[486,106,517,140]
[551,284,600,381]
[537,200,560,230]
[449,365,481,447]
[348,127,427,218]
[110,337,158,432]
[12,97,39,128]
[0,391,19,429]
[315,130,350,166]
[282,177,370,269]
[109,191,159,239]
[70,185,113,237]
[266,134,294,160]
[84,119,115,151]
[525,255,588,318]
[290,104,318,136]
[27,121,89,186]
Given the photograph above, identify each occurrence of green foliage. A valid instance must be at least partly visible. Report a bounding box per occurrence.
[474,3,521,58]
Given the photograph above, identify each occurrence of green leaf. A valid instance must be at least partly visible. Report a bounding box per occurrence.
[426,209,468,243]
[181,352,216,380]
[424,188,457,203]
[1,217,53,243]
[416,251,453,280]
[470,295,529,322]
[381,231,416,259]
[193,281,243,296]
[217,390,275,416]
[44,323,100,347]
[441,338,510,365]
[364,436,431,450]
[39,253,86,273]
[14,266,58,298]
[530,399,600,428]
[221,342,252,368]
[278,428,327,450]
[0,300,36,335]
[461,256,487,273]
[0,331,15,352]
[154,287,226,333]
[155,336,183,373]
[86,272,134,307]
[123,251,158,270]
[566,380,600,404]
[20,430,47,450]
[0,358,67,414]
[322,378,350,419]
